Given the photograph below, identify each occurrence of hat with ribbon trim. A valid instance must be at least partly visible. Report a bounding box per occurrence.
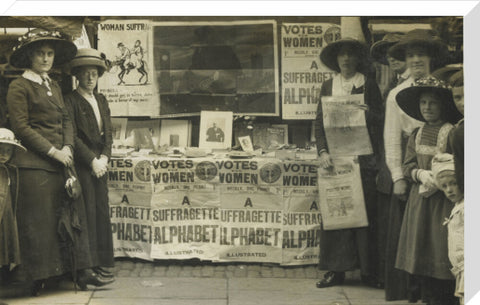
[10,28,77,69]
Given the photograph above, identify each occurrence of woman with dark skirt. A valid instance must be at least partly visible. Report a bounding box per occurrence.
[6,29,95,295]
[314,38,383,288]
[395,76,461,305]
[64,48,116,284]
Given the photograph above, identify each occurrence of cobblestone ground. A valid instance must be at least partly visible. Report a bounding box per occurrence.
[113,258,361,281]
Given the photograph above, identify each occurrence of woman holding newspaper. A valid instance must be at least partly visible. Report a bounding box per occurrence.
[314,38,383,288]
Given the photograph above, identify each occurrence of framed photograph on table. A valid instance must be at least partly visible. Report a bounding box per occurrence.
[111,118,127,147]
[199,111,233,149]
[125,119,161,147]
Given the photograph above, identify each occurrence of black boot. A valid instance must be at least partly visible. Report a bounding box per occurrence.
[316,271,345,288]
[76,269,115,291]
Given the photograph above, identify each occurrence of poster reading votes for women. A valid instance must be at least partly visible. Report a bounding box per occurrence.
[317,157,368,230]
[321,94,373,156]
[97,19,160,116]
[153,21,279,117]
[282,160,322,265]
[281,23,339,120]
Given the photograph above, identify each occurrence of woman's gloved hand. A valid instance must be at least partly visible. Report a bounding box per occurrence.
[49,147,73,167]
[91,157,107,178]
[417,169,436,189]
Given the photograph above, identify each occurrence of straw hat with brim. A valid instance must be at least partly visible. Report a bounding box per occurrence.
[448,70,463,87]
[66,48,108,77]
[370,32,405,65]
[9,28,77,69]
[431,64,463,83]
[0,128,26,152]
[387,29,447,62]
[396,76,463,124]
[320,38,370,73]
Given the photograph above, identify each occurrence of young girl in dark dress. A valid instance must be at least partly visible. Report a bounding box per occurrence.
[395,76,463,305]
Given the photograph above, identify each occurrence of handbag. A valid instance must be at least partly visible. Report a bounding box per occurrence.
[64,165,82,200]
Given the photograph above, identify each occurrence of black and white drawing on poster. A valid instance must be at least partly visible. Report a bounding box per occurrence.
[153,21,279,116]
[281,23,339,120]
[321,94,373,156]
[199,111,233,149]
[97,20,159,116]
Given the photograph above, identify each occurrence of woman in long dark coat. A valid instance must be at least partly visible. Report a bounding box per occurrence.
[64,48,115,284]
[6,29,93,295]
[314,38,383,288]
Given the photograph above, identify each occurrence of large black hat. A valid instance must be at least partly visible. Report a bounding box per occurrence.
[396,76,462,124]
[9,28,77,69]
[319,38,370,73]
[370,32,405,65]
[388,29,448,62]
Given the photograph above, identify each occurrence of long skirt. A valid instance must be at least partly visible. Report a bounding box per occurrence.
[0,187,20,267]
[396,184,454,280]
[77,166,114,267]
[14,169,92,281]
[318,167,377,276]
[383,193,410,300]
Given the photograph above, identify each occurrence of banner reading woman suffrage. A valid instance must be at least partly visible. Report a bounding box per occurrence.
[98,19,159,116]
[281,23,339,120]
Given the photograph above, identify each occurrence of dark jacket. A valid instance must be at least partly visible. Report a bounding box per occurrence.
[314,75,384,170]
[7,76,74,171]
[64,90,113,168]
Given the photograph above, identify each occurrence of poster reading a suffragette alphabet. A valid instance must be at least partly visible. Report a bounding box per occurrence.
[98,19,159,116]
[317,157,368,230]
[149,202,221,261]
[321,94,373,156]
[108,158,155,260]
[281,23,339,120]
[281,161,322,265]
[148,158,220,260]
[153,21,279,117]
[216,158,283,263]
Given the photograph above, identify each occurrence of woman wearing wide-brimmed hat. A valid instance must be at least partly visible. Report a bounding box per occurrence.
[314,38,383,288]
[382,29,450,302]
[395,76,461,305]
[6,28,93,295]
[63,48,115,290]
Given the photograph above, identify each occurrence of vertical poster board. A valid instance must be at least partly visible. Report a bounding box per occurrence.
[98,19,160,116]
[108,157,154,260]
[282,160,322,265]
[149,158,221,260]
[317,157,368,230]
[281,23,340,120]
[217,158,284,263]
[153,21,279,117]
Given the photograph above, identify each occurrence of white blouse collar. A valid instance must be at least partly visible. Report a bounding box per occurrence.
[22,69,44,85]
[399,68,410,80]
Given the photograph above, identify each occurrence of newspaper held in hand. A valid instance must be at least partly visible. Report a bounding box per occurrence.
[321,94,373,156]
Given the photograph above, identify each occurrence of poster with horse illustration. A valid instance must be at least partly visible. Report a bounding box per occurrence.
[97,19,160,116]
